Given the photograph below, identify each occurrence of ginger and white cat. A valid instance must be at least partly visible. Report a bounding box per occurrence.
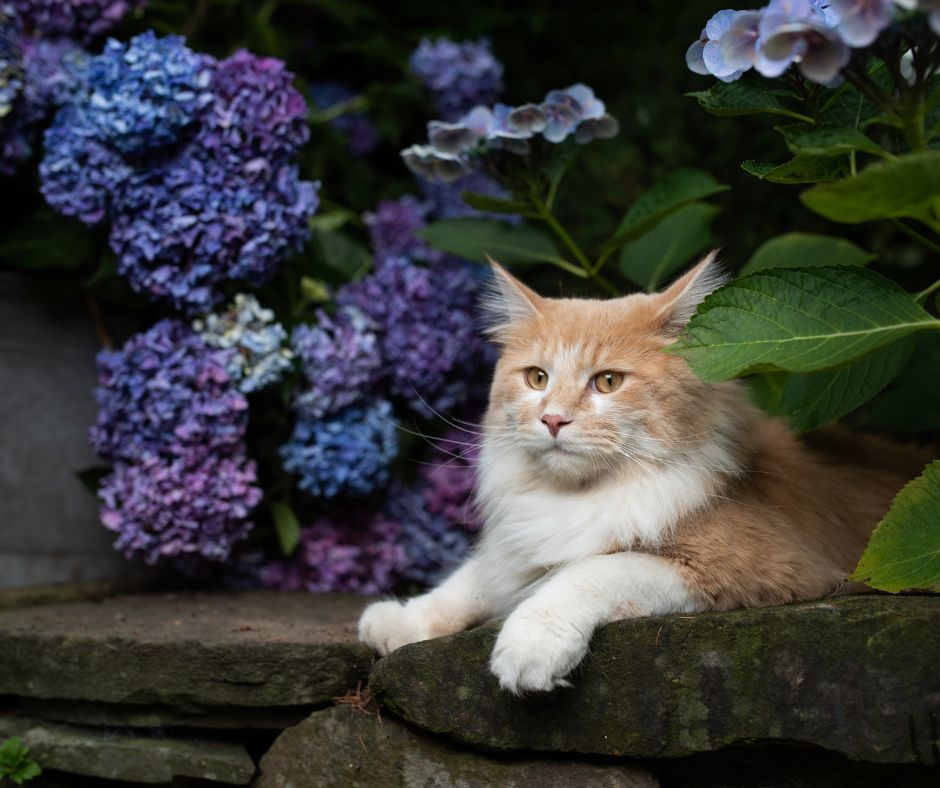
[358,254,924,694]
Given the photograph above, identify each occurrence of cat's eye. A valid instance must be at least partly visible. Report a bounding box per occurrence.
[593,371,624,394]
[525,367,549,390]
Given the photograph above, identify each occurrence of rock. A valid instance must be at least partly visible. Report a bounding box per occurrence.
[0,715,255,784]
[254,706,659,788]
[370,596,940,764]
[0,592,372,708]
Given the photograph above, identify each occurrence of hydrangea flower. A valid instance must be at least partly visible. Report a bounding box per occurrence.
[280,400,399,499]
[14,0,144,42]
[19,37,88,122]
[291,306,382,419]
[827,0,894,46]
[364,195,444,264]
[420,428,483,532]
[310,81,378,156]
[89,319,248,463]
[99,450,261,565]
[410,37,504,121]
[109,153,319,313]
[82,32,213,155]
[336,256,487,414]
[199,49,309,163]
[385,482,473,586]
[194,293,293,394]
[0,6,23,121]
[687,10,746,82]
[262,511,406,594]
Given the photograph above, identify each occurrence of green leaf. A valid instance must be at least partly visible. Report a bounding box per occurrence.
[314,229,372,279]
[776,123,890,158]
[668,266,938,381]
[774,336,915,433]
[0,737,41,784]
[309,209,359,233]
[619,203,719,291]
[862,333,940,432]
[742,155,845,184]
[741,233,875,275]
[610,168,728,246]
[801,151,940,225]
[418,218,567,266]
[687,81,812,121]
[460,191,530,215]
[270,502,301,556]
[850,460,940,592]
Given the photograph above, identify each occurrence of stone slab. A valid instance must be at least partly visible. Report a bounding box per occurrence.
[254,706,660,788]
[0,592,372,708]
[0,715,255,784]
[370,596,940,764]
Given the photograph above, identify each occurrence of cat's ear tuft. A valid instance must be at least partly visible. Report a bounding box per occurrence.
[480,256,543,338]
[656,251,728,337]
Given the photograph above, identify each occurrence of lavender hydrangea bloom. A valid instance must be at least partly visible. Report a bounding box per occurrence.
[336,256,485,414]
[827,0,894,46]
[262,512,405,594]
[199,49,309,163]
[762,18,850,83]
[19,37,88,122]
[194,293,293,394]
[292,306,382,419]
[410,37,504,121]
[364,195,445,264]
[400,143,470,183]
[80,32,212,155]
[89,319,248,463]
[280,400,399,499]
[310,81,378,156]
[687,10,746,82]
[99,450,261,565]
[14,0,144,41]
[109,153,319,313]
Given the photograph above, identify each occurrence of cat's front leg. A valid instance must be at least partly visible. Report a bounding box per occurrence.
[359,558,489,655]
[490,551,700,694]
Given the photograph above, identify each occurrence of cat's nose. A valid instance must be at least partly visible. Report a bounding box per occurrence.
[541,414,572,438]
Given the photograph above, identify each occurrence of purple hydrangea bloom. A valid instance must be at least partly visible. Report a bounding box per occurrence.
[280,400,399,499]
[19,37,88,123]
[827,0,894,46]
[89,319,248,464]
[14,0,144,42]
[109,152,319,314]
[410,37,504,121]
[420,428,483,532]
[761,18,850,83]
[99,450,261,565]
[336,256,486,414]
[385,482,473,586]
[310,81,378,156]
[291,306,382,419]
[364,195,445,264]
[262,511,406,594]
[199,49,309,164]
[82,31,213,155]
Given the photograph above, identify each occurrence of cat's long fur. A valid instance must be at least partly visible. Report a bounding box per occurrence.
[358,254,927,694]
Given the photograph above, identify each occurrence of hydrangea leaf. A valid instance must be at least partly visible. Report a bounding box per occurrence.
[668,266,939,381]
[742,156,845,184]
[772,336,916,433]
[314,228,372,279]
[850,461,940,593]
[801,152,940,225]
[610,168,728,246]
[741,233,874,275]
[460,191,530,216]
[270,501,301,556]
[861,333,940,432]
[776,124,890,158]
[687,81,812,122]
[619,202,719,291]
[418,218,570,268]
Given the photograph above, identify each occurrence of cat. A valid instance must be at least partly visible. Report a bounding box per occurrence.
[358,253,926,695]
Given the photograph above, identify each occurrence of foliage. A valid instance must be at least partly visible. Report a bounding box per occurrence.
[0,738,41,785]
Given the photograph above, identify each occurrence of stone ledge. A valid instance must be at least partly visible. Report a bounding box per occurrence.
[369,595,940,764]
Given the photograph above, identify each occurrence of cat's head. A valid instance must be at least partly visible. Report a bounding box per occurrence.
[481,253,731,487]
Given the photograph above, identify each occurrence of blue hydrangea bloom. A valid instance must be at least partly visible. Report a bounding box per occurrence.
[14,0,143,42]
[109,152,319,314]
[194,293,293,394]
[419,428,483,532]
[89,318,248,464]
[336,256,487,414]
[82,31,213,155]
[310,81,378,156]
[280,400,399,499]
[827,0,894,46]
[99,450,261,565]
[261,510,406,594]
[291,306,382,419]
[364,195,446,264]
[410,37,504,121]
[19,37,89,123]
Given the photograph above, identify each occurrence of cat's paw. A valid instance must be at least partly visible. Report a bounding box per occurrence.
[489,611,589,695]
[358,600,430,656]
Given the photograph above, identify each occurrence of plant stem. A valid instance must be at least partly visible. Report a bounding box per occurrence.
[914,277,940,305]
[84,293,114,349]
[890,218,940,257]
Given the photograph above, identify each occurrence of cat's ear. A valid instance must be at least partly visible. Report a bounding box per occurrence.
[655,250,727,336]
[481,257,544,337]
